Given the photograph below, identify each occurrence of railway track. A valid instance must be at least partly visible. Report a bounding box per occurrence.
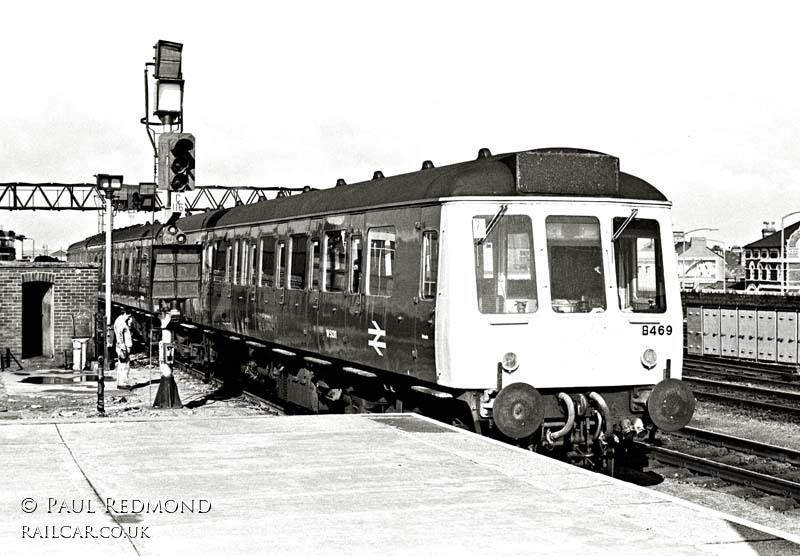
[174,360,289,416]
[680,373,800,416]
[636,427,800,500]
[683,355,799,383]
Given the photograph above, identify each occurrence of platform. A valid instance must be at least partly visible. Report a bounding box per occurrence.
[0,414,798,555]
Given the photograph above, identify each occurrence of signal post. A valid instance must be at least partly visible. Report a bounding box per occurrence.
[147,41,196,409]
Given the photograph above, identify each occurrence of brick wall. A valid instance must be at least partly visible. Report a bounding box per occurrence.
[0,262,99,367]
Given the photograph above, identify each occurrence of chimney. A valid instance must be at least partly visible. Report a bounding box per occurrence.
[762,221,776,238]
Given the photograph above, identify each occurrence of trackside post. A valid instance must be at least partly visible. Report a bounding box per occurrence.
[153,308,182,408]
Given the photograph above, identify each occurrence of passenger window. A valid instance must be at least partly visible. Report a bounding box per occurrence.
[213,241,226,286]
[367,227,396,296]
[260,237,276,287]
[233,240,241,285]
[613,218,665,312]
[276,240,286,288]
[350,236,362,294]
[240,240,249,285]
[473,215,536,313]
[250,241,258,286]
[225,243,232,283]
[310,238,321,290]
[546,216,605,313]
[141,251,149,280]
[421,231,438,300]
[289,234,307,289]
[324,231,347,292]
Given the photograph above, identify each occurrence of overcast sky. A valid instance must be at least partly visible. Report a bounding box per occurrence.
[1,1,798,251]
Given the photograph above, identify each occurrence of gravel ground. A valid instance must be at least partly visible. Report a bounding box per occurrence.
[0,357,277,421]
[648,399,800,538]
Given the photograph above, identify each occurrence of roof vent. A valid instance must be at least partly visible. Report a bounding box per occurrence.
[477,148,492,159]
[421,160,434,170]
[336,178,347,187]
[302,185,313,193]
[372,171,385,180]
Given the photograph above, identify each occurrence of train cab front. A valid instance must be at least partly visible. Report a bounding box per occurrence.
[435,153,695,471]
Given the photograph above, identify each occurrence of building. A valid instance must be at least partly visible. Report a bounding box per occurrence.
[0,261,99,366]
[743,220,800,292]
[675,236,725,291]
[0,229,16,261]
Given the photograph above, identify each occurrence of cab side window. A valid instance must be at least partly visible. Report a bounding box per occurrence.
[473,215,536,313]
[613,218,665,312]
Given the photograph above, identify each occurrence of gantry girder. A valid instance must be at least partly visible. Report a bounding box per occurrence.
[0,183,308,211]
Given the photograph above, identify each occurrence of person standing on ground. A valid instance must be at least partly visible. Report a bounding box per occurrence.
[114,312,134,390]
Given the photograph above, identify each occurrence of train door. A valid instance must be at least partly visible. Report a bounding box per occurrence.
[720,309,738,357]
[702,308,720,356]
[414,206,441,381]
[284,232,310,349]
[255,234,278,342]
[539,214,610,383]
[363,209,417,375]
[230,237,248,334]
[307,222,323,352]
[777,311,798,364]
[275,237,288,341]
[738,310,756,359]
[345,214,366,361]
[686,307,703,355]
[318,225,348,357]
[243,234,258,337]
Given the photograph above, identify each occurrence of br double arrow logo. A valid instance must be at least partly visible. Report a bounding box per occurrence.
[368,320,386,356]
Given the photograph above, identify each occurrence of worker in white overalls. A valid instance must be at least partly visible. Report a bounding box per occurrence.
[114,312,134,390]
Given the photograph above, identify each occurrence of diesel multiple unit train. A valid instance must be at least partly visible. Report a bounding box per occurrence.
[68,147,695,472]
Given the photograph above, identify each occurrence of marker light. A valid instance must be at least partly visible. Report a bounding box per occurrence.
[641,348,658,369]
[501,352,519,372]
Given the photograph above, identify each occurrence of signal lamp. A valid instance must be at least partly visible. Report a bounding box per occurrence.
[96,174,123,191]
[167,225,179,235]
[158,133,196,192]
[176,234,187,244]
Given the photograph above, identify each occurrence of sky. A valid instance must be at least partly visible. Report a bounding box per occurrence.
[1,1,799,252]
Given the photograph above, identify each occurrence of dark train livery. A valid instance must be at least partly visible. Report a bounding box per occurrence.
[68,148,695,471]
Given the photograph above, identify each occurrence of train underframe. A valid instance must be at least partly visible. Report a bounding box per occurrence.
[123,308,663,476]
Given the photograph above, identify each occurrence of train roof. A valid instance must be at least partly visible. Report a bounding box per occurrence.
[177,148,667,233]
[69,221,162,250]
[68,148,667,249]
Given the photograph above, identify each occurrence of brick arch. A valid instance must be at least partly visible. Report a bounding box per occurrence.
[21,271,55,284]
